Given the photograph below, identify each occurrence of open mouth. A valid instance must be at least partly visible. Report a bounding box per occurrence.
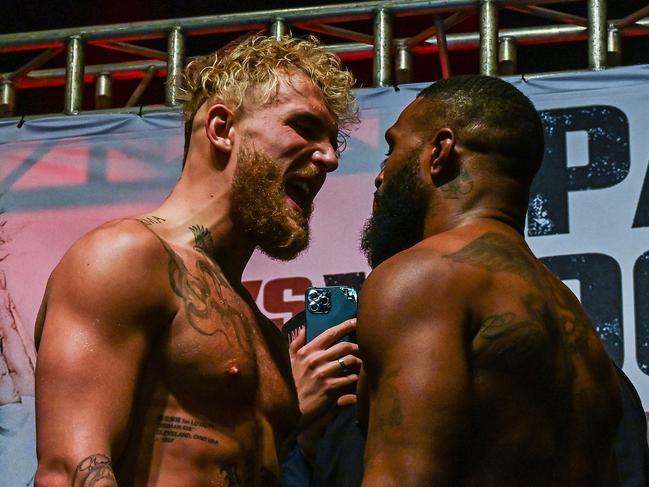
[284,173,325,215]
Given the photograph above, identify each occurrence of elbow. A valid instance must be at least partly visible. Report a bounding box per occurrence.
[34,461,74,487]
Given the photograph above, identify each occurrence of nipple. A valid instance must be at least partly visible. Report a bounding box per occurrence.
[225,359,240,376]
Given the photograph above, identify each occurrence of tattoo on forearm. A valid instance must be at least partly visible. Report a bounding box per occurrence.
[138,215,166,226]
[155,414,220,446]
[440,165,474,199]
[73,454,117,487]
[190,224,217,256]
[445,232,537,284]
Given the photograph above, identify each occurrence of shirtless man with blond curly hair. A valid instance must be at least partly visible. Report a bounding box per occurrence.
[34,35,358,486]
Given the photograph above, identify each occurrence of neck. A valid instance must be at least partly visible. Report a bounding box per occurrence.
[150,164,256,283]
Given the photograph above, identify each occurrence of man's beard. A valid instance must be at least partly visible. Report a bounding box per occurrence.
[361,154,429,268]
[230,144,311,261]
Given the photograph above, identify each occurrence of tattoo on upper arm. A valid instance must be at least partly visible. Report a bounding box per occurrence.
[366,368,403,460]
[137,215,166,226]
[440,165,474,199]
[73,454,117,487]
[189,224,217,256]
[444,232,537,284]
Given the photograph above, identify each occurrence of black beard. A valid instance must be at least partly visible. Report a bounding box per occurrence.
[230,144,310,261]
[360,155,428,268]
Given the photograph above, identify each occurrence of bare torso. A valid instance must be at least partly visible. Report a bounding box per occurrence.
[359,222,622,486]
[35,220,299,486]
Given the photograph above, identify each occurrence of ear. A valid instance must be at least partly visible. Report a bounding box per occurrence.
[426,127,455,179]
[205,103,235,155]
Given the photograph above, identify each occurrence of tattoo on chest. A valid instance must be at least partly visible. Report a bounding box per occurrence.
[158,238,247,343]
[444,232,537,284]
[73,454,117,487]
[155,414,220,446]
[440,165,474,199]
[190,224,217,256]
[138,215,166,226]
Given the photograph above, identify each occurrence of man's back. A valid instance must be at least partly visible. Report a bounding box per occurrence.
[35,219,299,486]
[358,221,622,486]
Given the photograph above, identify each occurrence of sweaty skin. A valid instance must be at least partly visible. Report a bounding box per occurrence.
[35,219,299,486]
[357,90,622,487]
[34,65,344,486]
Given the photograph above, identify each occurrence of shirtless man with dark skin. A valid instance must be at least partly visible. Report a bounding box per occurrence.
[357,75,623,486]
[33,36,358,486]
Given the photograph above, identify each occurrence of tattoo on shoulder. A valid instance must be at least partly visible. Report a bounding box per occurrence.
[72,454,117,487]
[440,165,473,199]
[190,224,217,256]
[444,232,537,284]
[138,215,166,226]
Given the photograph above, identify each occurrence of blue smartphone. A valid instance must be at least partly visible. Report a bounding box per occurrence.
[305,286,357,343]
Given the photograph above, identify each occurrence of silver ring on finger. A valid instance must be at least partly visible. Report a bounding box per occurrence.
[337,357,350,374]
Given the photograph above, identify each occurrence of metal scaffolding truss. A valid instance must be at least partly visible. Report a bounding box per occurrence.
[0,0,647,117]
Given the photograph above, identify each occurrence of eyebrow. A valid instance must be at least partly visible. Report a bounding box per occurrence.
[292,111,339,147]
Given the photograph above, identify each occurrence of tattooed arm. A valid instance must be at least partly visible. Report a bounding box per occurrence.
[34,221,171,486]
[357,249,472,487]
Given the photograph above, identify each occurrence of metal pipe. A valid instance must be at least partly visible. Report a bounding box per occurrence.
[588,0,607,70]
[505,5,588,27]
[0,80,15,116]
[406,11,473,49]
[394,39,412,85]
[94,71,112,109]
[295,22,373,44]
[8,47,63,82]
[270,18,289,39]
[373,8,392,87]
[479,0,498,76]
[165,27,185,107]
[498,36,517,75]
[607,23,621,67]
[126,65,158,107]
[91,41,168,60]
[0,0,579,52]
[615,5,649,29]
[435,16,451,79]
[64,35,84,115]
[10,20,649,91]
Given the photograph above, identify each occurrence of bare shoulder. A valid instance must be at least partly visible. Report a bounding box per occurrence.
[357,239,480,347]
[38,219,173,339]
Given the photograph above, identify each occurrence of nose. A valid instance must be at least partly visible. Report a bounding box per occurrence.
[374,170,384,189]
[312,141,339,173]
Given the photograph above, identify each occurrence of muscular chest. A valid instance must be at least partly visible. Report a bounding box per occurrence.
[157,247,297,424]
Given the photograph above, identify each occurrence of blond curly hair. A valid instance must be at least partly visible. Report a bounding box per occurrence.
[179,35,358,159]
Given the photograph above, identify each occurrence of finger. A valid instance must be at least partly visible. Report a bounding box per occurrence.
[337,394,357,407]
[288,326,306,359]
[308,318,356,350]
[320,340,360,362]
[328,354,363,377]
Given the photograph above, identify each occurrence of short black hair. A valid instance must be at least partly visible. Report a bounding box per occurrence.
[417,75,544,184]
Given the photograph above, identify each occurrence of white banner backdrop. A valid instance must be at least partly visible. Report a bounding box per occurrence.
[0,65,648,483]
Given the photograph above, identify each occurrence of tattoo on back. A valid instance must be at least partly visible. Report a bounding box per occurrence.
[445,232,537,284]
[190,224,217,256]
[72,454,117,487]
[138,215,166,226]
